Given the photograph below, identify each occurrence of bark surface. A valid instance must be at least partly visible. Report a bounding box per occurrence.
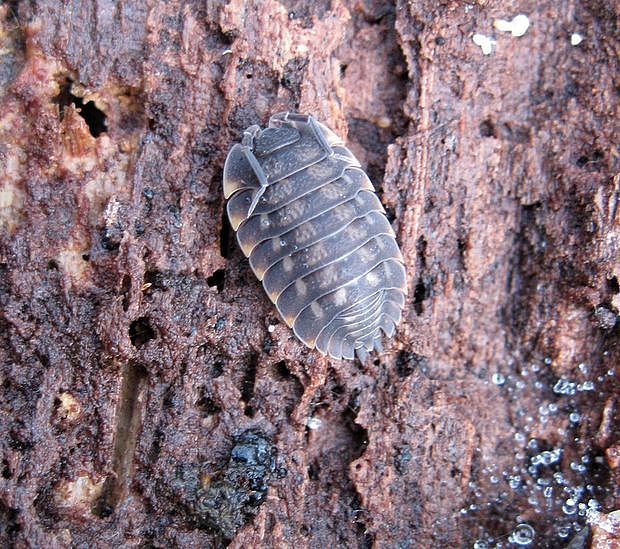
[0,0,618,547]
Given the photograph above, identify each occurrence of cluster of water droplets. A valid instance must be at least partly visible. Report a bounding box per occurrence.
[462,354,614,547]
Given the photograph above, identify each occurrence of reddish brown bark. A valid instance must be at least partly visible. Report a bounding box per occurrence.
[0,0,618,547]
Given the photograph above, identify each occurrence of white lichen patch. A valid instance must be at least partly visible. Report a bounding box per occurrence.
[494,14,530,37]
[305,417,322,430]
[0,180,25,233]
[104,197,121,227]
[473,33,495,55]
[57,392,82,421]
[55,474,104,511]
[570,33,583,46]
[0,114,26,232]
[57,243,91,287]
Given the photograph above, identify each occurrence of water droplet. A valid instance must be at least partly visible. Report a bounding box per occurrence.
[578,380,594,391]
[570,461,587,473]
[508,475,522,489]
[509,523,535,545]
[544,357,552,365]
[553,379,577,395]
[562,499,578,515]
[279,239,286,246]
[569,412,581,423]
[557,526,570,538]
[492,373,506,385]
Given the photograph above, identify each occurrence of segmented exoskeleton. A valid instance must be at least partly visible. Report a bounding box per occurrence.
[223,112,407,360]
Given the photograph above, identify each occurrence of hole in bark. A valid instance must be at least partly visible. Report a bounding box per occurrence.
[196,391,220,417]
[8,428,32,452]
[2,459,11,479]
[148,427,164,462]
[212,361,224,378]
[144,270,171,292]
[396,351,425,377]
[220,209,233,259]
[121,275,131,312]
[101,229,121,252]
[207,269,226,293]
[308,462,319,480]
[241,354,258,416]
[576,149,603,169]
[273,360,290,379]
[0,505,21,536]
[129,317,155,348]
[607,276,619,294]
[479,118,497,138]
[413,278,430,315]
[435,36,446,45]
[77,100,107,137]
[416,235,427,268]
[36,351,49,368]
[53,78,107,137]
[340,63,348,77]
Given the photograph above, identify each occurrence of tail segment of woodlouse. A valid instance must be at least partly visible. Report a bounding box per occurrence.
[223,112,407,360]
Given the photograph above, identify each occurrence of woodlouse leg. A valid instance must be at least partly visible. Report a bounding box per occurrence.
[241,124,261,147]
[356,346,369,363]
[241,144,269,216]
[307,116,333,155]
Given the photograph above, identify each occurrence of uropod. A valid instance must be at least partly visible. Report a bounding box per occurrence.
[223,112,407,360]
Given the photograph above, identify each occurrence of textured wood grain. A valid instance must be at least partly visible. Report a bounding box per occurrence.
[0,0,617,547]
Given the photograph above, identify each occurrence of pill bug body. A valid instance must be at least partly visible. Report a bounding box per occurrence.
[223,112,407,360]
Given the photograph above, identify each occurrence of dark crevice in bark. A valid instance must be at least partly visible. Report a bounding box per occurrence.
[53,78,108,137]
[93,362,147,518]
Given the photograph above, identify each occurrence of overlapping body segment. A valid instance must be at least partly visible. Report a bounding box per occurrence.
[223,112,407,360]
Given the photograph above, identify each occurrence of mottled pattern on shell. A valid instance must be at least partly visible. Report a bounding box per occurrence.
[223,112,407,360]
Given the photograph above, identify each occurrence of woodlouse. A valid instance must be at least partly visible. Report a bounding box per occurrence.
[223,112,407,360]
